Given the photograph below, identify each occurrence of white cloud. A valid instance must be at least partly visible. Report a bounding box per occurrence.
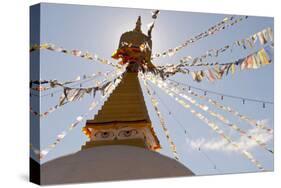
[189,120,273,152]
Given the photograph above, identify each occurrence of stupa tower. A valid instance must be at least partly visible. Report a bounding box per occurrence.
[82,16,160,151]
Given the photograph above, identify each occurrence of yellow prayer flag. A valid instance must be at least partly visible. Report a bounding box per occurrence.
[40,43,50,49]
[252,55,259,69]
[258,49,269,65]
[231,63,235,74]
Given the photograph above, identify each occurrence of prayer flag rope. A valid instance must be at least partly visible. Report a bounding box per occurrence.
[155,44,273,82]
[179,27,273,65]
[152,16,248,59]
[208,99,273,133]
[30,71,108,91]
[141,75,180,161]
[31,102,96,159]
[146,76,265,171]
[30,72,124,160]
[30,68,127,118]
[57,73,123,106]
[183,43,273,68]
[30,43,121,68]
[149,86,222,172]
[167,79,273,134]
[151,77,273,154]
[30,70,121,98]
[145,75,265,171]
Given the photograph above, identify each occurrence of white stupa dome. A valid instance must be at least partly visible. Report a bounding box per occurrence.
[41,145,194,185]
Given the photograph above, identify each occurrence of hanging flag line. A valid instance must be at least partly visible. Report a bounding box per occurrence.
[183,42,273,68]
[30,68,127,118]
[168,79,273,105]
[145,75,265,171]
[30,74,104,98]
[167,79,273,134]
[147,82,222,172]
[30,43,121,68]
[150,77,273,154]
[141,75,180,161]
[31,101,95,159]
[31,71,125,160]
[152,15,248,59]
[155,44,273,82]
[178,27,273,65]
[30,80,104,117]
[30,71,111,92]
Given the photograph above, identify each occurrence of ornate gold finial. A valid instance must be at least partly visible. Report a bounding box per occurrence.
[134,16,142,33]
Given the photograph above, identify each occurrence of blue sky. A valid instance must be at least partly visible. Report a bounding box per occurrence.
[31,3,273,176]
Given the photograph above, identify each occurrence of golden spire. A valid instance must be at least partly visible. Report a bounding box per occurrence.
[134,16,142,33]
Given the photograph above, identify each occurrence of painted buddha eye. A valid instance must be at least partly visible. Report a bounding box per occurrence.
[118,129,138,137]
[95,131,114,139]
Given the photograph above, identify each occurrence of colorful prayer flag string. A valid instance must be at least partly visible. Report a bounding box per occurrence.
[30,43,121,68]
[179,27,273,65]
[30,67,127,118]
[152,16,248,59]
[141,74,180,161]
[167,79,273,133]
[184,44,273,68]
[30,71,107,92]
[149,86,222,173]
[30,71,124,160]
[151,77,273,154]
[155,44,273,82]
[145,74,265,171]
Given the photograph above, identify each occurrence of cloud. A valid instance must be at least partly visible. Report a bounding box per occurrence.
[189,120,273,152]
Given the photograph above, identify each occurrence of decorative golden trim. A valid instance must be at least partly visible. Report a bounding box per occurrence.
[82,138,147,150]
